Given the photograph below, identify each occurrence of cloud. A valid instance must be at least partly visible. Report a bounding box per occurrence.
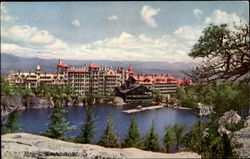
[193,9,202,19]
[71,19,80,27]
[2,24,68,49]
[107,15,118,21]
[45,39,68,49]
[140,5,160,28]
[1,43,69,59]
[1,3,19,23]
[8,25,37,38]
[205,10,242,26]
[1,20,202,62]
[30,30,55,44]
[2,28,200,62]
[4,8,243,63]
[1,43,41,58]
[174,25,202,46]
[77,29,201,62]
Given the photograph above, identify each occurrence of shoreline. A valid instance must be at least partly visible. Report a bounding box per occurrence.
[122,105,164,114]
[168,106,192,110]
[1,103,194,119]
[122,104,193,114]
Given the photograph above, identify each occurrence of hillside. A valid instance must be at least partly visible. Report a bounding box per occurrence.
[1,133,201,159]
[1,53,195,78]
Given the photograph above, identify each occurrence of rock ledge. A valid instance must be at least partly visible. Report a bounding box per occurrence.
[1,133,200,159]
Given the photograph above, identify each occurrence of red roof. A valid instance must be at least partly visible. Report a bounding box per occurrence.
[139,82,152,85]
[132,75,178,84]
[57,61,68,68]
[177,78,193,85]
[129,71,135,76]
[89,63,100,69]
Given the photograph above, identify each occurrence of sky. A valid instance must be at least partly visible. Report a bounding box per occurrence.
[1,1,249,63]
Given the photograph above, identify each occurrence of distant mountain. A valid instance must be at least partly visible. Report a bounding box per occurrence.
[1,53,195,78]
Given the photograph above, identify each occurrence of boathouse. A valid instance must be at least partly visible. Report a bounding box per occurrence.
[115,85,154,103]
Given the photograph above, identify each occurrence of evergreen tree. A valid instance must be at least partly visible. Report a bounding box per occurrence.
[98,116,120,148]
[202,120,241,158]
[183,121,204,154]
[173,124,184,151]
[86,93,95,106]
[154,90,164,104]
[1,78,12,96]
[183,119,241,158]
[76,105,96,144]
[1,109,22,134]
[144,121,159,152]
[42,84,76,140]
[163,126,176,153]
[222,133,234,158]
[22,93,32,109]
[185,22,249,83]
[62,85,75,107]
[124,116,143,148]
[43,100,74,140]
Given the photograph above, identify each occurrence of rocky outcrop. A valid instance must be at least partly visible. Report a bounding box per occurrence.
[29,96,54,108]
[234,126,250,158]
[1,95,23,108]
[97,96,125,105]
[236,115,250,158]
[216,111,250,158]
[218,110,241,126]
[112,97,125,105]
[1,133,200,159]
[244,116,250,127]
[197,103,214,116]
[1,95,53,117]
[1,95,24,117]
[218,110,241,135]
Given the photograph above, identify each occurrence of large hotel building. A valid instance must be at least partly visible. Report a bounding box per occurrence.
[8,60,192,96]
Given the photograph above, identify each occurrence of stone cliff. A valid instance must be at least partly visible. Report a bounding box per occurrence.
[1,95,53,117]
[1,133,200,159]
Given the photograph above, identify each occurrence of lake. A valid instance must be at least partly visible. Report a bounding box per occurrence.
[17,104,208,142]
